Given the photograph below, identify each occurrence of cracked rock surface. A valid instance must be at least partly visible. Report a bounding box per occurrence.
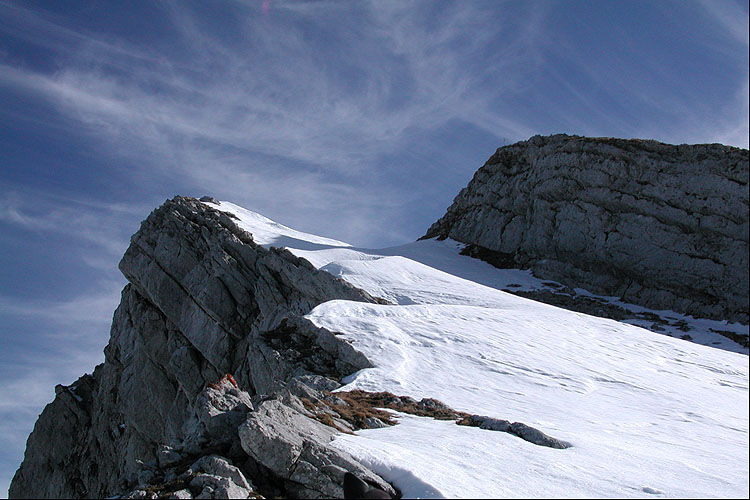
[9,196,387,499]
[425,134,749,324]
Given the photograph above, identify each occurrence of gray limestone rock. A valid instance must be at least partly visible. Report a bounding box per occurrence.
[190,473,250,499]
[425,135,749,324]
[157,446,183,469]
[10,196,391,499]
[508,422,571,449]
[286,375,342,400]
[124,489,151,499]
[239,397,337,478]
[238,395,395,499]
[181,377,254,455]
[459,415,571,449]
[190,455,253,491]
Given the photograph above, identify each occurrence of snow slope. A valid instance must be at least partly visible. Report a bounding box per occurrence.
[215,201,352,250]
[207,200,750,498]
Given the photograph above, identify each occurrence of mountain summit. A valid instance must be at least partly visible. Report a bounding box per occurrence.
[425,134,749,324]
[10,136,749,499]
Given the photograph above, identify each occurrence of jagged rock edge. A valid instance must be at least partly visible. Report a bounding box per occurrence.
[9,196,396,499]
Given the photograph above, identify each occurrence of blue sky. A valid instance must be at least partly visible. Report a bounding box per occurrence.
[0,0,747,495]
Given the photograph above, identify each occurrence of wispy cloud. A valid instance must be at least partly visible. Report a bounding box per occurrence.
[4,0,745,251]
[4,2,540,156]
[692,0,749,148]
[0,189,140,262]
[0,0,547,243]
[0,283,121,330]
[0,318,111,497]
[696,0,749,49]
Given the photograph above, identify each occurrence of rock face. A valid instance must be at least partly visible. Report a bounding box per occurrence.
[9,196,394,499]
[425,135,749,324]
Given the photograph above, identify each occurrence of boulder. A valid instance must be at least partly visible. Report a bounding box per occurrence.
[239,395,395,499]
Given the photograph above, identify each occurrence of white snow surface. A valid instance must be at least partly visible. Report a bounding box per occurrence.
[206,200,351,249]
[210,201,750,498]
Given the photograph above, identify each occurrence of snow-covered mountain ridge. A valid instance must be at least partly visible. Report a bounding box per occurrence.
[211,199,749,498]
[9,136,749,499]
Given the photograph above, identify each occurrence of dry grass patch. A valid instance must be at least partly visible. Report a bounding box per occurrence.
[304,390,470,432]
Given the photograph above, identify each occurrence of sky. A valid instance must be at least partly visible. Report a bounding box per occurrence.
[0,0,748,496]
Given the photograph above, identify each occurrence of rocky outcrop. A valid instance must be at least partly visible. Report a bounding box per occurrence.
[238,393,392,499]
[9,196,393,499]
[456,415,571,449]
[425,135,749,323]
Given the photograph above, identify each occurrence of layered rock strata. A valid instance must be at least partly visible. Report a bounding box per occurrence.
[425,135,749,324]
[9,197,393,499]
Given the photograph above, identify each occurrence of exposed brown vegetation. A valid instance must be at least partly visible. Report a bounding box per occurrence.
[303,390,470,432]
[337,390,470,421]
[299,399,360,434]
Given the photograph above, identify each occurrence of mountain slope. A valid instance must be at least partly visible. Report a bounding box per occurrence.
[208,199,749,498]
[10,195,749,499]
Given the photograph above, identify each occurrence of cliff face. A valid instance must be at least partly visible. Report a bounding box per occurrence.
[424,135,749,324]
[9,197,392,499]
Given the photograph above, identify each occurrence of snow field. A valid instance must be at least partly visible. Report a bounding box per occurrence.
[309,300,748,498]
[214,201,750,498]
[205,200,352,250]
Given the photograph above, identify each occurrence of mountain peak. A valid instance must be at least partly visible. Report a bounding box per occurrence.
[425,135,749,324]
[9,137,750,499]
